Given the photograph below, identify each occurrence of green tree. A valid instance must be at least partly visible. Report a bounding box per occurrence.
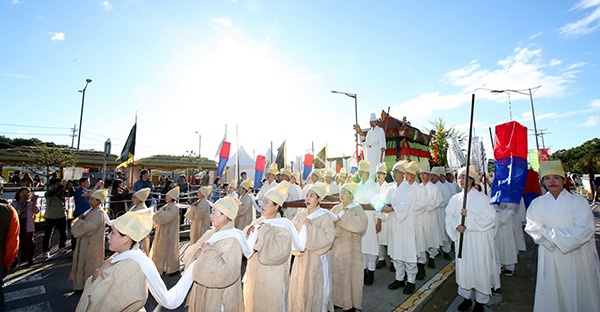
[426,117,466,167]
[552,138,600,191]
[20,144,78,178]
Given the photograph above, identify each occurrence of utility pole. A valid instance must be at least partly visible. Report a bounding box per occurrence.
[536,129,551,149]
[70,124,77,148]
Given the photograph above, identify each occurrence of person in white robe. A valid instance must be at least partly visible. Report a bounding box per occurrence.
[375,162,393,269]
[494,202,519,275]
[354,160,382,286]
[404,161,429,280]
[280,168,302,220]
[355,113,386,178]
[445,166,498,312]
[525,160,600,312]
[419,161,443,269]
[336,168,347,186]
[324,168,340,199]
[434,167,455,260]
[382,160,419,295]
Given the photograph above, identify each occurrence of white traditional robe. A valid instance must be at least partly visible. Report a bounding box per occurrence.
[359,125,386,177]
[327,181,340,196]
[422,181,443,250]
[495,202,518,267]
[446,188,499,295]
[409,182,428,257]
[387,181,417,262]
[525,189,600,312]
[377,181,393,246]
[355,180,381,256]
[257,180,278,201]
[436,181,454,245]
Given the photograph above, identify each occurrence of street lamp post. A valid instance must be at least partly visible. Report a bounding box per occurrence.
[76,79,92,150]
[490,85,541,152]
[195,131,202,156]
[331,90,359,164]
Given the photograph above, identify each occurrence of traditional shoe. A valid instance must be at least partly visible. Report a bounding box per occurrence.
[387,279,405,290]
[363,269,368,283]
[492,287,502,294]
[443,252,452,260]
[427,257,436,269]
[364,270,375,285]
[457,298,472,311]
[389,262,396,272]
[403,282,416,294]
[473,302,485,312]
[416,263,426,280]
[504,269,514,276]
[376,260,386,269]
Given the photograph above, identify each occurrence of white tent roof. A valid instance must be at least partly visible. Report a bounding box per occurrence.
[227,145,255,168]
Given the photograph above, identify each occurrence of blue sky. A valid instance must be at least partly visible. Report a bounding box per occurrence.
[1,0,599,171]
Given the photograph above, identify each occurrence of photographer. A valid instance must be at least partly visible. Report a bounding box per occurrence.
[43,178,74,259]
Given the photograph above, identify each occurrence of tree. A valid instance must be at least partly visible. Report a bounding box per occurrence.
[426,117,466,167]
[552,138,600,191]
[20,144,78,179]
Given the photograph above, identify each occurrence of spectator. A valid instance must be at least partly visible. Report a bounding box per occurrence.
[177,175,190,202]
[33,175,43,188]
[20,173,34,187]
[42,178,71,259]
[9,171,21,184]
[0,182,7,204]
[116,171,127,184]
[158,175,166,187]
[109,179,128,216]
[1,202,20,310]
[11,187,39,266]
[88,175,97,186]
[132,169,154,207]
[159,180,175,205]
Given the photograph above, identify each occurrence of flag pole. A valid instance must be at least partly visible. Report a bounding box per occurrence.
[236,124,239,183]
[458,93,475,259]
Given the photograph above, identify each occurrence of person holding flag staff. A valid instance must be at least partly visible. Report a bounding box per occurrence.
[150,186,181,276]
[183,196,252,312]
[331,182,368,312]
[288,182,338,312]
[445,166,498,312]
[243,181,306,312]
[525,160,600,312]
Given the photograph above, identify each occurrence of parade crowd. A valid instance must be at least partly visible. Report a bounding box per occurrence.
[1,117,599,312]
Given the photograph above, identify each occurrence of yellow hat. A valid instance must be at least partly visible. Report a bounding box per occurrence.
[91,189,109,202]
[405,161,419,175]
[539,160,565,179]
[133,188,151,202]
[280,167,292,177]
[346,173,355,183]
[430,166,441,176]
[291,172,300,181]
[376,162,387,174]
[324,168,334,178]
[239,178,254,191]
[419,160,431,174]
[358,160,370,173]
[199,186,212,197]
[112,208,153,242]
[341,182,359,195]
[228,180,238,188]
[310,169,323,180]
[267,163,279,175]
[166,186,180,200]
[392,160,407,173]
[458,165,477,180]
[265,181,291,206]
[213,196,240,220]
[338,168,347,178]
[307,182,328,199]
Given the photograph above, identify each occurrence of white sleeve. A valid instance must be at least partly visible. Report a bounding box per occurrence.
[148,261,197,309]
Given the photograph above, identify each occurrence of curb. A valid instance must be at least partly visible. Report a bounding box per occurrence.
[393,261,455,312]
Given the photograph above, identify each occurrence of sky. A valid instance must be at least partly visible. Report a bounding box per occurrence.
[1,0,599,172]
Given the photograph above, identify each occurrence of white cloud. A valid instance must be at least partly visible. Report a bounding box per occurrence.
[102,1,113,11]
[211,17,232,28]
[390,45,581,121]
[529,32,543,39]
[588,99,600,109]
[582,115,599,126]
[559,0,600,36]
[10,0,22,5]
[49,32,65,41]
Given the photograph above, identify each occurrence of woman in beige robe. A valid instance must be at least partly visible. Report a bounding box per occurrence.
[331,183,368,311]
[243,181,304,312]
[129,188,151,254]
[288,182,337,312]
[77,208,196,312]
[150,186,181,275]
[70,189,109,291]
[184,196,250,312]
[185,186,212,243]
[235,180,254,230]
